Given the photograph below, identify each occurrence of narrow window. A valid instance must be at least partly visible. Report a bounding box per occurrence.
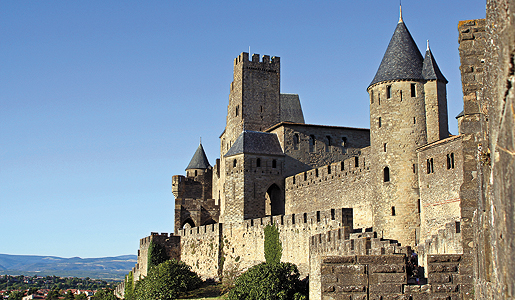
[315,169,319,177]
[370,92,374,104]
[257,158,261,167]
[326,136,332,152]
[456,221,461,233]
[413,117,416,124]
[272,159,277,168]
[341,161,345,171]
[430,158,434,173]
[451,153,455,168]
[316,211,320,222]
[411,83,416,97]
[303,213,307,223]
[391,206,396,216]
[384,166,390,182]
[260,105,263,112]
[384,143,387,152]
[427,159,431,174]
[292,214,295,225]
[195,170,198,176]
[309,135,315,152]
[378,94,381,105]
[418,199,421,213]
[328,165,331,174]
[355,157,359,168]
[378,117,382,128]
[331,209,335,220]
[342,137,347,147]
[233,159,237,168]
[386,85,392,99]
[293,176,296,184]
[447,154,451,169]
[293,134,299,150]
[400,90,403,101]
[235,105,239,116]
[413,164,416,173]
[304,172,307,181]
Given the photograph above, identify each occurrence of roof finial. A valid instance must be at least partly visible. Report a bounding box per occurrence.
[427,40,430,51]
[399,1,403,23]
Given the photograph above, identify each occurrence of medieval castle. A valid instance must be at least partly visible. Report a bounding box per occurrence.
[117,2,515,299]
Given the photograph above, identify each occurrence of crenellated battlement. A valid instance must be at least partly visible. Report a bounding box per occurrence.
[179,222,223,237]
[233,52,280,71]
[139,232,173,248]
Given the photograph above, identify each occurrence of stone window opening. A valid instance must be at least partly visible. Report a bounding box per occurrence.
[233,159,237,168]
[400,90,403,101]
[328,165,331,174]
[384,143,387,152]
[413,117,416,124]
[384,166,390,182]
[293,176,296,184]
[391,206,396,216]
[370,92,374,104]
[447,153,455,169]
[354,157,359,168]
[303,213,307,223]
[386,85,392,99]
[342,137,347,147]
[272,159,277,168]
[341,161,345,171]
[315,168,319,177]
[304,172,307,181]
[331,209,335,220]
[195,170,198,176]
[326,135,332,152]
[413,164,416,173]
[309,135,315,152]
[235,105,239,117]
[293,134,299,150]
[456,221,461,233]
[316,211,321,222]
[378,94,381,105]
[411,83,416,97]
[378,117,382,128]
[292,214,295,225]
[427,158,434,174]
[260,105,263,112]
[417,199,421,214]
[257,158,261,167]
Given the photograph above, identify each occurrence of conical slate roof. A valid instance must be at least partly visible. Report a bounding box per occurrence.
[186,143,211,170]
[369,21,424,87]
[224,130,284,157]
[422,46,448,83]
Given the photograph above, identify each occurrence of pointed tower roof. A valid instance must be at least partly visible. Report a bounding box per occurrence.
[186,143,211,170]
[422,42,448,83]
[224,130,283,157]
[369,18,424,87]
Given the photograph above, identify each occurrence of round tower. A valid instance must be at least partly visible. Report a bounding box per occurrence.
[367,11,429,246]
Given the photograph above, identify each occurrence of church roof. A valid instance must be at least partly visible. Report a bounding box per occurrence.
[224,130,284,157]
[422,46,448,83]
[186,143,211,170]
[369,20,424,87]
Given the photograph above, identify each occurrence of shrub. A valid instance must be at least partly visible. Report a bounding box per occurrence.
[264,224,282,264]
[134,259,201,300]
[227,262,307,300]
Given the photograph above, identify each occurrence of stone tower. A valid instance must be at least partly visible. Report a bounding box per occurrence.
[367,11,448,247]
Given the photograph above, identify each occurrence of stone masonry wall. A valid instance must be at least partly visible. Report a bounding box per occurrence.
[417,135,464,244]
[285,148,374,229]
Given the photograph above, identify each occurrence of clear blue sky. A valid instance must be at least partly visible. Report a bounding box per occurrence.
[0,1,485,258]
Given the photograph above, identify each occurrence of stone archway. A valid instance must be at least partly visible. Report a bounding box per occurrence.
[265,184,284,216]
[181,218,195,229]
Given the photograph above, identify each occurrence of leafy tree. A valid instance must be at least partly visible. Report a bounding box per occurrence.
[75,293,87,299]
[123,271,135,300]
[147,240,169,270]
[64,290,75,300]
[227,262,306,300]
[134,259,201,300]
[92,288,118,300]
[264,224,282,264]
[7,290,25,300]
[45,289,60,300]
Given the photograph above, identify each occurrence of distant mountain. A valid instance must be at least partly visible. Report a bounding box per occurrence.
[0,254,137,280]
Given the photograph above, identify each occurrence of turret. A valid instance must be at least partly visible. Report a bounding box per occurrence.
[367,8,449,247]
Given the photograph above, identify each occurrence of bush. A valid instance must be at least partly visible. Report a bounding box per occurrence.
[264,224,282,264]
[134,259,202,300]
[227,262,307,300]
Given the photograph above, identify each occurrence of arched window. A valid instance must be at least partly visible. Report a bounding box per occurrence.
[293,134,299,150]
[384,166,390,182]
[233,159,237,168]
[411,83,416,97]
[386,85,392,99]
[309,135,315,152]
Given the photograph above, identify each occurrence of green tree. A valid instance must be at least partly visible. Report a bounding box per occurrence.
[75,293,87,299]
[134,259,201,300]
[147,240,169,270]
[45,289,60,300]
[92,288,118,300]
[228,262,306,300]
[264,223,282,264]
[8,290,25,300]
[123,271,135,300]
[64,290,75,300]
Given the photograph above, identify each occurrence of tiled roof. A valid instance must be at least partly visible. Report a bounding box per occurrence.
[369,21,424,87]
[224,130,283,157]
[186,143,211,170]
[422,47,448,82]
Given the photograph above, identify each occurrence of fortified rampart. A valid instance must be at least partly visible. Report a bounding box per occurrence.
[285,148,374,228]
[132,232,180,281]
